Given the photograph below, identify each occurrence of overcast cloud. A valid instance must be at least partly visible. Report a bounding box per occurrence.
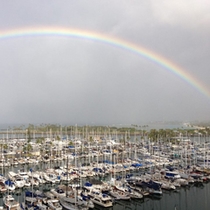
[0,0,210,126]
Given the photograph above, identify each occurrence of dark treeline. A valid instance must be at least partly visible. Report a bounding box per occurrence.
[1,123,209,142]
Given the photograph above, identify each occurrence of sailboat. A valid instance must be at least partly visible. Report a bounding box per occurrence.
[59,156,89,210]
[59,197,88,210]
[43,197,62,210]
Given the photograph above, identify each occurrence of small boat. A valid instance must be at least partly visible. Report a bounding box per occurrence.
[51,187,66,197]
[138,180,163,196]
[32,172,46,184]
[24,200,48,210]
[35,199,48,210]
[78,193,94,209]
[14,176,25,188]
[3,194,20,209]
[59,197,88,210]
[44,198,62,210]
[4,179,16,191]
[154,180,176,190]
[164,171,181,179]
[56,186,94,209]
[30,177,39,187]
[111,180,144,199]
[83,189,112,207]
[24,179,31,188]
[20,202,34,210]
[43,173,59,184]
[17,169,29,180]
[0,181,7,193]
[25,191,37,203]
[8,171,18,181]
[109,187,130,200]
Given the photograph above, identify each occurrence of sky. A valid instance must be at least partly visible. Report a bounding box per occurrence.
[0,0,210,126]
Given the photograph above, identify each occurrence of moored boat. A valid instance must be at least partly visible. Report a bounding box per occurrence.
[3,194,20,209]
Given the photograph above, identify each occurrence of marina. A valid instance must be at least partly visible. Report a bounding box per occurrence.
[0,161,210,210]
[0,124,209,209]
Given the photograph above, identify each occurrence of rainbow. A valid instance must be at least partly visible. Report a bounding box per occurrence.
[0,26,209,99]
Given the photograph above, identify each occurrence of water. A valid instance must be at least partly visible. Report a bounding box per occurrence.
[92,183,210,210]
[1,182,210,210]
[130,185,210,210]
[1,157,210,210]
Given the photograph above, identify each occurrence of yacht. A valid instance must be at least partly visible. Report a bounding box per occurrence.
[43,172,59,184]
[4,179,16,191]
[0,181,7,193]
[3,194,20,209]
[14,176,25,188]
[59,197,88,210]
[51,187,66,197]
[83,189,113,207]
[109,186,131,200]
[17,169,29,180]
[44,198,62,210]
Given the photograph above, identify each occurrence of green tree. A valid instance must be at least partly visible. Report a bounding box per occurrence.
[23,143,33,156]
[36,137,44,144]
[68,141,73,146]
[3,144,8,150]
[148,129,158,141]
[56,135,61,141]
[27,128,32,143]
[89,136,94,143]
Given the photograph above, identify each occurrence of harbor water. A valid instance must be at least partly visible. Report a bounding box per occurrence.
[1,177,210,210]
[1,159,210,210]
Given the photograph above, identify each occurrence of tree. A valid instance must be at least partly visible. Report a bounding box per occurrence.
[89,136,94,144]
[68,141,73,146]
[27,128,32,143]
[148,129,158,142]
[23,143,33,157]
[56,135,61,141]
[3,144,8,150]
[36,137,44,144]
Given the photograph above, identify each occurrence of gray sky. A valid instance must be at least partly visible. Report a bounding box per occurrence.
[0,0,210,126]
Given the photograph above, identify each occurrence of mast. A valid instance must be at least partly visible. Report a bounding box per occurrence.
[66,156,68,197]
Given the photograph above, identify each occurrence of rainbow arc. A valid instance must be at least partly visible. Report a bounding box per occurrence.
[0,27,209,99]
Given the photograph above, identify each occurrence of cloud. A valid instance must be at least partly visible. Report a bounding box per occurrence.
[0,0,209,125]
[150,0,210,26]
